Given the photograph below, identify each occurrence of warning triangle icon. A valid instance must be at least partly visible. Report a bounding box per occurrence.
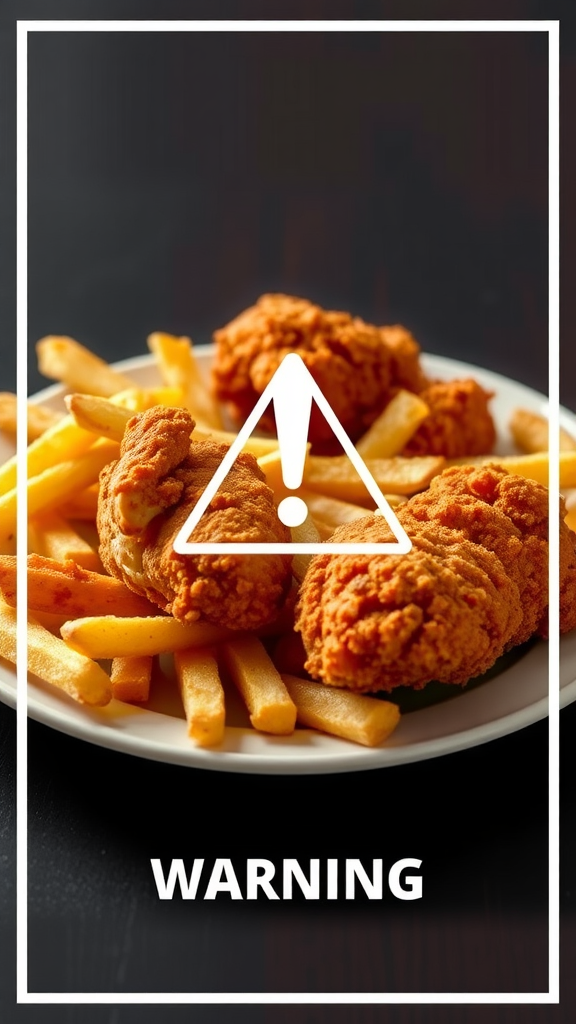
[173,353,412,556]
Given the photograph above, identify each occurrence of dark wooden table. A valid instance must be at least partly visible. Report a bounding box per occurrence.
[1,12,575,1023]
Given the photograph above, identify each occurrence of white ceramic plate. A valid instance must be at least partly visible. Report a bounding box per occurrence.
[1,350,575,774]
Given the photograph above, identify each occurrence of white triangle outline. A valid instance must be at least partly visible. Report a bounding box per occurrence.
[173,353,412,556]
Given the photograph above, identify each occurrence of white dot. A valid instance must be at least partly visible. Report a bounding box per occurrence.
[277,495,308,528]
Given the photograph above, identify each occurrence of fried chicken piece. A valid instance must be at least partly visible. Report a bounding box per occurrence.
[97,406,292,631]
[295,466,576,693]
[419,464,576,637]
[212,294,394,447]
[403,379,496,457]
[379,325,428,393]
[212,294,496,457]
[296,517,523,692]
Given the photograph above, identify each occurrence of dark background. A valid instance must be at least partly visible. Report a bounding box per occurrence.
[22,24,560,401]
[1,2,575,1023]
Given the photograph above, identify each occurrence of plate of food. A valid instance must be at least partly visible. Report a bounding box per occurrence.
[1,294,575,774]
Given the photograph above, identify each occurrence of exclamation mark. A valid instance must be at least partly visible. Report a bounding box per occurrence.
[272,353,314,528]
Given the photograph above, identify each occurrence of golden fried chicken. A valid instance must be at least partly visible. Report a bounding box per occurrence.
[212,294,394,447]
[295,466,576,693]
[419,464,576,637]
[402,379,496,458]
[97,406,292,631]
[379,325,428,393]
[212,294,496,458]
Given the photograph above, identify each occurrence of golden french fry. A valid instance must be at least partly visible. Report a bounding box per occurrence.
[0,412,98,497]
[30,511,101,571]
[148,332,223,430]
[67,391,279,459]
[59,483,100,520]
[174,647,225,746]
[356,390,430,458]
[0,393,63,442]
[289,514,322,584]
[302,491,370,530]
[308,517,336,540]
[281,674,401,747]
[509,408,576,454]
[447,452,576,489]
[27,520,43,555]
[0,600,111,706]
[36,336,136,396]
[61,615,234,659]
[0,553,158,618]
[0,490,16,554]
[0,439,118,552]
[29,609,70,634]
[122,386,186,410]
[25,439,118,517]
[111,655,153,703]
[223,635,296,734]
[66,388,189,442]
[257,447,310,496]
[66,393,131,443]
[193,427,277,458]
[303,454,445,502]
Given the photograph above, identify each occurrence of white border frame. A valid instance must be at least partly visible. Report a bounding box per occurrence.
[16,19,560,1006]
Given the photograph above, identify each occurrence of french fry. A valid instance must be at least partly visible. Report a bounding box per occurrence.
[27,520,43,555]
[289,514,322,583]
[111,655,153,703]
[0,392,63,442]
[59,483,100,520]
[0,438,118,554]
[356,390,430,458]
[174,647,225,746]
[223,635,296,734]
[446,452,576,489]
[30,512,101,571]
[113,386,186,411]
[67,391,279,459]
[0,554,158,618]
[191,427,278,458]
[61,615,235,659]
[257,447,310,496]
[147,332,223,430]
[30,609,71,634]
[509,408,576,454]
[0,600,111,706]
[66,389,189,443]
[281,674,401,747]
[26,439,118,515]
[66,393,131,443]
[36,336,136,396]
[302,491,371,531]
[0,412,98,497]
[303,454,445,503]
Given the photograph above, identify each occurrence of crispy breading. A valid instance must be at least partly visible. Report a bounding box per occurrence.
[212,294,496,458]
[295,466,575,693]
[212,294,394,446]
[97,406,292,631]
[379,325,428,393]
[296,517,523,692]
[421,464,576,637]
[403,379,496,457]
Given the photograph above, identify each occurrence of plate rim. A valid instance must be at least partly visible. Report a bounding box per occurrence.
[3,349,575,773]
